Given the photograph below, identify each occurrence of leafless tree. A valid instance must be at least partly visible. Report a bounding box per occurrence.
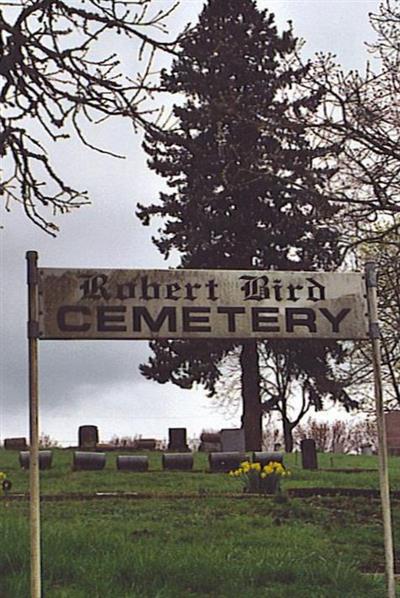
[342,225,400,408]
[293,417,377,454]
[211,342,355,452]
[0,0,179,234]
[297,0,400,252]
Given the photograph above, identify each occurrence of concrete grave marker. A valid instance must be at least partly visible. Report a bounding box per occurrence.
[162,453,193,470]
[5,437,28,450]
[116,455,148,472]
[134,438,157,451]
[301,439,318,470]
[220,428,245,453]
[199,432,221,453]
[168,428,189,452]
[19,450,53,470]
[78,425,99,449]
[209,452,246,473]
[73,451,106,471]
[252,452,284,468]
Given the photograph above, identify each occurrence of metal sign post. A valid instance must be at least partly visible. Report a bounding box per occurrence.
[26,251,41,598]
[365,261,396,598]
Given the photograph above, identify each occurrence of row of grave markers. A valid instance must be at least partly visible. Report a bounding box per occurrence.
[17,449,287,472]
[6,411,400,454]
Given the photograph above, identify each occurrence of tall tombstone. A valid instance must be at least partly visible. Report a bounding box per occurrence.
[301,439,318,470]
[78,425,99,449]
[385,411,400,456]
[220,429,245,453]
[168,428,189,452]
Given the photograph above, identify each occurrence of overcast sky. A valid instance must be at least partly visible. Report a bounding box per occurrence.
[1,0,379,446]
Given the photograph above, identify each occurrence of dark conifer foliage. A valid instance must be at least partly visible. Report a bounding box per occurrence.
[137,0,344,450]
[138,0,339,270]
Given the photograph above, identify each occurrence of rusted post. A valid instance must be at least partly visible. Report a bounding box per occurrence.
[365,261,396,598]
[27,251,41,598]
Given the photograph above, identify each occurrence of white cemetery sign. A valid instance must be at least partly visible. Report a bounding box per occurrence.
[37,268,368,340]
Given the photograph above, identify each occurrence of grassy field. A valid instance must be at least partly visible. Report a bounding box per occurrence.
[1,449,400,597]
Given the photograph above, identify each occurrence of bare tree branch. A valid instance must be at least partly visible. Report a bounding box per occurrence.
[0,0,179,234]
[289,1,400,250]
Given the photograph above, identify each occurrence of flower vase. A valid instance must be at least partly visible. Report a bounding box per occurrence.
[260,473,281,495]
[245,472,260,493]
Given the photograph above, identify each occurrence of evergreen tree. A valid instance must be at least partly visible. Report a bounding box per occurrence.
[137,0,344,450]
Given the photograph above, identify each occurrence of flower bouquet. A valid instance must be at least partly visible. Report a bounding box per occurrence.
[229,460,290,495]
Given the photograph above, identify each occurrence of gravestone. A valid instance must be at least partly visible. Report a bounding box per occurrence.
[220,428,245,453]
[301,439,318,470]
[4,437,28,450]
[78,425,99,449]
[209,451,246,473]
[116,455,149,472]
[199,432,221,453]
[134,439,157,451]
[19,450,53,470]
[73,451,106,470]
[168,428,189,452]
[162,453,193,471]
[385,411,400,456]
[252,451,284,467]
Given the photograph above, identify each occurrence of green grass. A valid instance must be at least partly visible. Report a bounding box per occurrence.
[1,496,394,597]
[1,450,400,597]
[1,449,400,496]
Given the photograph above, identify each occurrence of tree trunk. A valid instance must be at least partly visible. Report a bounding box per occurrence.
[240,340,262,451]
[283,419,294,453]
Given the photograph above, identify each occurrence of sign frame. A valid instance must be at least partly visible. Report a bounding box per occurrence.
[36,267,369,341]
[26,252,396,598]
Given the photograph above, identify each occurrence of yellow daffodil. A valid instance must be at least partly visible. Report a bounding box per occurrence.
[261,461,290,477]
[228,459,290,494]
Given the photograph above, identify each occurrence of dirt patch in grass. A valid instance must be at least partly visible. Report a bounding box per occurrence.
[359,559,400,574]
[288,486,400,499]
[2,486,400,501]
[319,468,378,473]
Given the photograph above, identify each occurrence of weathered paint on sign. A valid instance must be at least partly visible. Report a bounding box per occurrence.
[37,268,369,340]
